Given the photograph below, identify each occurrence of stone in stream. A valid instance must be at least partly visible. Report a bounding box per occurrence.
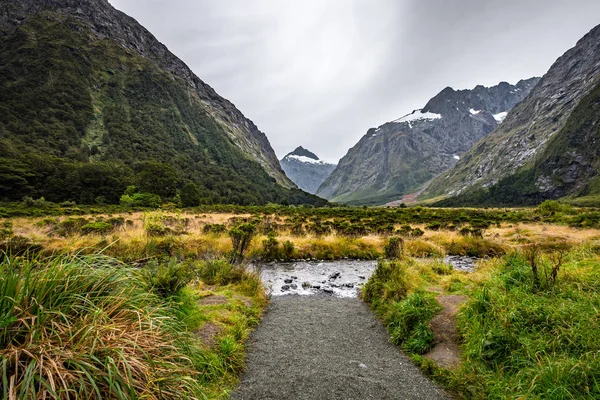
[284,278,293,284]
[343,283,355,288]
[281,285,290,291]
[290,284,298,290]
[358,275,366,280]
[323,288,334,294]
[329,272,341,280]
[291,276,298,279]
[311,285,321,289]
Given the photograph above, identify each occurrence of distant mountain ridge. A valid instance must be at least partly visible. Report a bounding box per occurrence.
[316,78,539,205]
[280,147,336,194]
[426,23,600,206]
[0,0,327,206]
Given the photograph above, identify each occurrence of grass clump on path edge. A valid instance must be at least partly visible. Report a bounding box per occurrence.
[362,260,442,355]
[0,253,265,399]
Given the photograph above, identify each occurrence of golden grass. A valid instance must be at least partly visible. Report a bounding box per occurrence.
[5,212,600,262]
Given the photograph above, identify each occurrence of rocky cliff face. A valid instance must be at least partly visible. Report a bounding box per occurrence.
[280,147,336,194]
[0,0,293,188]
[425,24,600,201]
[316,78,539,205]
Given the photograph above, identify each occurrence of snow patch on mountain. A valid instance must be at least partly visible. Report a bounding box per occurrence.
[393,110,442,125]
[493,111,508,123]
[286,155,332,165]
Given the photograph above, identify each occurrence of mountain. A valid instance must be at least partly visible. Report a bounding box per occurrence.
[424,24,600,206]
[316,78,539,205]
[280,147,336,194]
[0,0,326,206]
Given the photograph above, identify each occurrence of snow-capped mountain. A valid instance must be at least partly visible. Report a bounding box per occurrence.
[280,147,337,194]
[425,23,600,206]
[316,78,540,205]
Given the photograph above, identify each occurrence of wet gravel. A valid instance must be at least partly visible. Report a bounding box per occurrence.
[231,295,450,400]
[443,255,478,272]
[259,260,377,298]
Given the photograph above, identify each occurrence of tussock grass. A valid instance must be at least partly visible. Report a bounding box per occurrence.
[5,211,600,264]
[0,253,203,399]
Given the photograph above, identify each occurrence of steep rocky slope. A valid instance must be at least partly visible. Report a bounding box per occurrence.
[280,147,336,194]
[0,0,328,205]
[317,79,539,205]
[0,0,291,188]
[435,79,600,206]
[425,24,600,203]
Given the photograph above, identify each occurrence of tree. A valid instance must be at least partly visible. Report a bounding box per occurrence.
[180,182,201,207]
[135,161,178,199]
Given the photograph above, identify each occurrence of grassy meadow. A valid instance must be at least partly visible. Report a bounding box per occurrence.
[1,200,599,398]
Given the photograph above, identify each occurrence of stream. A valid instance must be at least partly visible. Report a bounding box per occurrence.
[257,256,478,298]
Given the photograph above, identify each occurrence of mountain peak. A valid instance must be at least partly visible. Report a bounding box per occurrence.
[280,147,336,194]
[285,146,320,161]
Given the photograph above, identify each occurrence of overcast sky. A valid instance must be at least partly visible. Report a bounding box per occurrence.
[109,0,600,163]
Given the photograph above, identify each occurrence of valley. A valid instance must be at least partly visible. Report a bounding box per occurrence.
[1,0,600,399]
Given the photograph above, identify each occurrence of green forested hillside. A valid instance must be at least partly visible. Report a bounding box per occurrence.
[435,80,600,207]
[0,13,325,206]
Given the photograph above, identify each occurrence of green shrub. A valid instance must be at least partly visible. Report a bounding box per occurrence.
[120,192,162,208]
[106,216,125,228]
[21,196,51,209]
[203,223,227,235]
[411,228,425,237]
[81,221,113,235]
[34,217,59,228]
[396,225,425,238]
[144,213,172,236]
[262,234,280,260]
[282,240,296,259]
[537,199,575,216]
[426,222,443,231]
[142,257,193,297]
[229,223,256,263]
[54,217,88,237]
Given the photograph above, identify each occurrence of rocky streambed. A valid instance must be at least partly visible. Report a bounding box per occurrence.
[259,260,377,298]
[258,256,478,298]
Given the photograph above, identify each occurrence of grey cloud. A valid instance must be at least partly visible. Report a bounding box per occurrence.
[109,0,600,163]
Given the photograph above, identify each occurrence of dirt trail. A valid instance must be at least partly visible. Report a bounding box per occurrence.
[424,295,466,368]
[232,295,450,400]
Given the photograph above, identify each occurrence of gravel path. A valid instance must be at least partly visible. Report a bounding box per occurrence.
[231,295,450,400]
